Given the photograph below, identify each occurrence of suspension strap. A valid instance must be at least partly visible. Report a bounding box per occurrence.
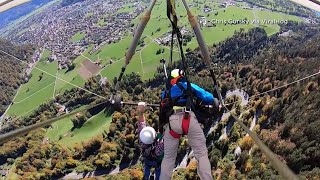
[112,0,157,98]
[166,0,193,112]
[166,0,193,138]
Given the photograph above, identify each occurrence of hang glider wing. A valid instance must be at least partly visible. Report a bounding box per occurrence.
[0,0,31,13]
[288,0,320,12]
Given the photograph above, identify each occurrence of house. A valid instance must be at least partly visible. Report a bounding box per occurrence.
[203,7,212,13]
[99,77,108,86]
[198,16,207,27]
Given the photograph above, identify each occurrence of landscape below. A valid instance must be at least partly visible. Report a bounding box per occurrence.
[0,0,319,179]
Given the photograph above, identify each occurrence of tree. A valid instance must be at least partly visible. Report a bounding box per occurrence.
[71,113,87,129]
[156,49,162,55]
[67,62,76,72]
[38,73,44,81]
[239,136,254,151]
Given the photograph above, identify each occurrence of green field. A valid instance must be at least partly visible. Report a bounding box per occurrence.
[54,46,92,96]
[46,108,112,146]
[5,46,90,116]
[6,49,57,117]
[97,19,107,27]
[71,32,86,42]
[118,3,135,13]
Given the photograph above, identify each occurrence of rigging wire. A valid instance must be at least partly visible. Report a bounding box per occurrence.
[178,0,300,178]
[224,70,320,106]
[0,49,107,100]
[250,70,320,99]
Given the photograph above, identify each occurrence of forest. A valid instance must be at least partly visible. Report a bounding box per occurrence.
[0,39,35,117]
[0,21,320,179]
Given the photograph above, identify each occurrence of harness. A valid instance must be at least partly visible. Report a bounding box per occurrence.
[161,75,193,138]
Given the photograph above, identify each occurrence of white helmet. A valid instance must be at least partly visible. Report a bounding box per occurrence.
[139,126,156,144]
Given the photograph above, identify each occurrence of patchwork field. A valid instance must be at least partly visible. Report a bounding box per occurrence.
[5,47,93,116]
[54,47,93,96]
[79,59,102,80]
[85,0,303,81]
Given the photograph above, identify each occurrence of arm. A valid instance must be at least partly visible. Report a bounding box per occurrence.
[137,104,146,135]
[191,83,214,104]
[180,82,214,104]
[137,102,148,149]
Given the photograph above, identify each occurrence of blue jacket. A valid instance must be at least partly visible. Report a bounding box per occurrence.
[161,82,214,105]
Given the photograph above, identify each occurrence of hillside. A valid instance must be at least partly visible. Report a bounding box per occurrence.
[0,22,319,179]
[0,39,35,117]
[0,0,310,121]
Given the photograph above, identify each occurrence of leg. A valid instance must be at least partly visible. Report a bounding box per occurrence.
[155,166,161,180]
[187,112,213,180]
[160,113,181,180]
[144,159,152,180]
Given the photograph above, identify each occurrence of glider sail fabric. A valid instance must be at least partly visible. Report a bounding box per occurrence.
[0,0,31,13]
[288,0,320,12]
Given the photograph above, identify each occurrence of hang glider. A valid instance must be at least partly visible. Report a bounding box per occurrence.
[0,0,31,13]
[288,0,320,12]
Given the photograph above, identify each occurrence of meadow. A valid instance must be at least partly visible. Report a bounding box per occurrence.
[71,32,86,42]
[46,108,112,146]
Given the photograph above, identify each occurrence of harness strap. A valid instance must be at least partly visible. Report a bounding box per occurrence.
[169,121,180,138]
[182,112,191,134]
[169,112,191,139]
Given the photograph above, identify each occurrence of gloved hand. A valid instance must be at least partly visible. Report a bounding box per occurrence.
[137,102,146,115]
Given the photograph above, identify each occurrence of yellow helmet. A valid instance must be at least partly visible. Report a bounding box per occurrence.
[171,69,183,78]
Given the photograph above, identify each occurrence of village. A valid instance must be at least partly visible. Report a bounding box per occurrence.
[2,0,145,70]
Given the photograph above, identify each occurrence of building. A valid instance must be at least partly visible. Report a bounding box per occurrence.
[198,16,207,27]
[203,7,212,13]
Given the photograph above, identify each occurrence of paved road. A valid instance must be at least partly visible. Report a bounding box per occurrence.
[217,89,249,141]
[225,89,249,107]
